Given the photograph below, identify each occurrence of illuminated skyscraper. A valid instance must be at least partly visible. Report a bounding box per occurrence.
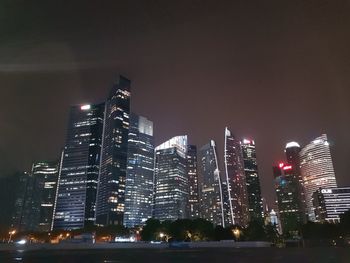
[96,76,131,226]
[241,139,263,221]
[187,145,200,219]
[198,140,225,226]
[273,162,303,235]
[53,103,104,230]
[285,141,306,223]
[124,113,154,227]
[31,161,59,232]
[224,128,249,227]
[300,134,337,221]
[153,136,189,221]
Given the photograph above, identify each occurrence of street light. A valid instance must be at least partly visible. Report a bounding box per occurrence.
[159,232,168,242]
[232,228,241,241]
[8,230,16,243]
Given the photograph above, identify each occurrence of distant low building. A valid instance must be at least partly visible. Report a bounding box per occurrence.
[313,187,350,223]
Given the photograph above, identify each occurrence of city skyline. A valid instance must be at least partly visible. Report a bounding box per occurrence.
[4,74,345,234]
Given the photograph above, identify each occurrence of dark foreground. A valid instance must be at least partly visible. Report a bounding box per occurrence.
[0,247,350,263]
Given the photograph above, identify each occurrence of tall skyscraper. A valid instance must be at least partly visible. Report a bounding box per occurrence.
[198,140,225,226]
[124,113,154,227]
[285,141,306,222]
[224,128,249,227]
[31,161,59,232]
[153,136,189,221]
[187,145,200,219]
[300,134,337,221]
[53,103,104,230]
[11,172,33,232]
[96,76,131,226]
[273,162,303,235]
[241,139,263,221]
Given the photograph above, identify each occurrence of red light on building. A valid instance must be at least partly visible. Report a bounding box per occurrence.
[283,165,292,170]
[279,163,284,168]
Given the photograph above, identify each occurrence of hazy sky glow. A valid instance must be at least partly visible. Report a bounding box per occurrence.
[1,0,349,205]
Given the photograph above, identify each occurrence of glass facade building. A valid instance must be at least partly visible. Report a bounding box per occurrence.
[124,113,154,227]
[31,161,59,232]
[53,103,104,230]
[224,128,249,227]
[153,136,189,221]
[11,172,33,232]
[96,76,131,226]
[273,163,303,234]
[313,187,350,223]
[299,134,337,221]
[187,145,200,219]
[241,139,264,221]
[198,140,225,226]
[285,141,306,223]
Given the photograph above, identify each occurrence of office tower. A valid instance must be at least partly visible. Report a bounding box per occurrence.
[241,139,263,221]
[96,76,131,226]
[313,187,350,223]
[285,142,306,222]
[299,134,337,221]
[11,172,33,232]
[187,145,200,219]
[198,140,225,226]
[273,163,303,235]
[224,128,249,227]
[221,181,232,226]
[31,161,59,232]
[0,173,23,230]
[53,103,104,230]
[124,113,154,227]
[153,136,189,221]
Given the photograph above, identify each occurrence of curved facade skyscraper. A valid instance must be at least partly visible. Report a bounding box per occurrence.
[198,140,225,226]
[53,103,104,230]
[300,134,337,221]
[224,128,249,227]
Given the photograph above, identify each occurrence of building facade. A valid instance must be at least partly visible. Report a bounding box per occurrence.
[124,113,154,227]
[273,163,304,235]
[313,187,350,223]
[198,140,225,226]
[187,145,200,219]
[96,76,131,226]
[224,128,249,227]
[153,136,189,221]
[53,103,104,230]
[241,139,264,221]
[299,134,337,221]
[11,172,33,232]
[285,141,306,223]
[31,161,59,232]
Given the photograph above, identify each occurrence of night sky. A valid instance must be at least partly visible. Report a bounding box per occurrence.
[1,0,349,206]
